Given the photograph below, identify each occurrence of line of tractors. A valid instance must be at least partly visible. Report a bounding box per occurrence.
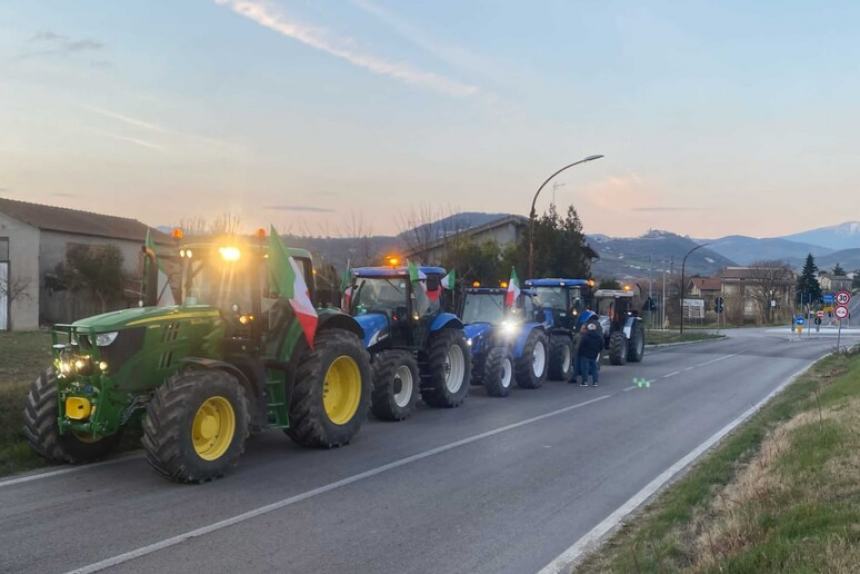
[23,231,645,483]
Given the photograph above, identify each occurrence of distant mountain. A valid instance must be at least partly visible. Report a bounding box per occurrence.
[399,212,513,242]
[781,221,860,251]
[705,235,832,265]
[588,230,735,279]
[812,248,860,273]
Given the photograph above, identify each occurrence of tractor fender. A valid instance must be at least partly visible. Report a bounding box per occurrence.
[352,313,390,349]
[512,323,545,358]
[464,323,492,355]
[622,316,640,339]
[180,357,258,400]
[317,311,364,339]
[430,312,463,333]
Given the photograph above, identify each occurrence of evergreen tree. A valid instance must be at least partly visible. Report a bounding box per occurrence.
[796,253,822,304]
[832,262,846,276]
[515,202,596,278]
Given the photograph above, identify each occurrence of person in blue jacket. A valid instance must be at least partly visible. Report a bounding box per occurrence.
[576,322,603,387]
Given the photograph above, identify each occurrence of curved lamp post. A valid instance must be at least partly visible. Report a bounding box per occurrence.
[528,155,603,277]
[680,243,708,334]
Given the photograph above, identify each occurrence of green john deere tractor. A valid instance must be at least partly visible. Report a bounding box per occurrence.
[23,230,372,483]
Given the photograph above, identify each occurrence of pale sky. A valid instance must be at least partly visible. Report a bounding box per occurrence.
[1,1,858,238]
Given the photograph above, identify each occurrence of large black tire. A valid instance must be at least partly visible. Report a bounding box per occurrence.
[483,346,514,398]
[143,369,250,483]
[515,329,548,389]
[609,331,628,365]
[548,335,574,382]
[23,369,122,464]
[370,350,420,421]
[421,329,471,408]
[627,322,645,363]
[286,329,372,447]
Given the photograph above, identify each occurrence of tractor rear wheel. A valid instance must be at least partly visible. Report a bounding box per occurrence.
[483,346,514,398]
[23,369,122,464]
[515,329,548,389]
[286,329,372,447]
[548,335,574,381]
[370,350,419,421]
[143,369,250,483]
[609,331,628,365]
[627,322,645,363]
[421,329,471,408]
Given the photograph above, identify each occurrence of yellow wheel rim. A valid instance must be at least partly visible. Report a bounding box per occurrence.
[192,396,236,461]
[322,355,362,425]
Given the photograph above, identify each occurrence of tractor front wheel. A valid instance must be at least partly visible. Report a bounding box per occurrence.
[609,331,628,365]
[627,323,645,363]
[370,350,419,421]
[548,335,574,382]
[142,369,250,483]
[421,329,471,408]
[24,370,122,464]
[483,346,514,398]
[286,329,372,447]
[515,329,548,389]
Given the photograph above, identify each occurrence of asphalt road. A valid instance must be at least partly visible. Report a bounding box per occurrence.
[2,328,858,574]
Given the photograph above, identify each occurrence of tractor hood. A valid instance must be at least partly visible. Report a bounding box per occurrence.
[464,322,492,340]
[353,312,390,348]
[71,305,221,332]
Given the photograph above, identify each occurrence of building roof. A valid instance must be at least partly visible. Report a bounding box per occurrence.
[0,197,168,243]
[690,277,722,291]
[720,266,795,281]
[404,214,528,257]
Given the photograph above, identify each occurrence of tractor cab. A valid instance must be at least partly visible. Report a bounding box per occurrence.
[349,265,446,350]
[524,278,594,332]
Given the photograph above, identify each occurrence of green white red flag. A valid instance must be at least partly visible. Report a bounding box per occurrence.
[267,226,318,348]
[505,267,520,307]
[441,269,456,290]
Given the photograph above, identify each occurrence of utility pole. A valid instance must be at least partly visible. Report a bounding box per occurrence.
[680,243,708,335]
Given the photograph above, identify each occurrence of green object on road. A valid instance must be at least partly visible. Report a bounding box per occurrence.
[23,231,372,483]
[634,377,651,388]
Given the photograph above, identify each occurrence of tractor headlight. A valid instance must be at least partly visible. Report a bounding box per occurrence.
[466,338,473,347]
[500,320,520,337]
[95,332,119,347]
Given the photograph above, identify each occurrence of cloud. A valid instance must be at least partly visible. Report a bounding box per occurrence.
[215,0,478,97]
[631,207,707,212]
[265,204,336,213]
[21,31,105,59]
[82,105,230,148]
[89,128,165,152]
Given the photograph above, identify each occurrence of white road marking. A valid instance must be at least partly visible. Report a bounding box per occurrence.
[65,394,611,574]
[536,360,820,574]
[0,453,142,489]
[663,371,680,378]
[694,354,738,368]
[682,366,695,372]
[622,386,636,392]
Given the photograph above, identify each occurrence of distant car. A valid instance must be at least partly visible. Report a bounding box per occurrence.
[460,286,549,396]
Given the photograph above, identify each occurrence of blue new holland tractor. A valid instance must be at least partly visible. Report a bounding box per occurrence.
[523,278,595,381]
[349,264,471,420]
[591,288,645,365]
[460,285,549,397]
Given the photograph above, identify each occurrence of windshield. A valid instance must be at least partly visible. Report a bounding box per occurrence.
[533,287,567,310]
[183,256,255,314]
[351,277,408,314]
[462,293,506,324]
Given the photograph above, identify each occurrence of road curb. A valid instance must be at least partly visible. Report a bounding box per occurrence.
[645,335,726,350]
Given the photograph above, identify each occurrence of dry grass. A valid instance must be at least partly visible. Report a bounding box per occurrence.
[577,347,860,574]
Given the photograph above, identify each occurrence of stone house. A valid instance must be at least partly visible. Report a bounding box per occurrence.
[0,197,168,330]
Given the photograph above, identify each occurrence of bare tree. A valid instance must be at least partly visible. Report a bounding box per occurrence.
[177,213,242,237]
[745,261,795,324]
[0,274,32,330]
[340,211,376,265]
[396,203,459,258]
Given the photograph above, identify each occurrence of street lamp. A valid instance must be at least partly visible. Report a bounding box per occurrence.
[528,155,604,277]
[680,243,708,334]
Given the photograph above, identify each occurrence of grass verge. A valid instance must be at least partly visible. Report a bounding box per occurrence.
[0,331,53,476]
[577,345,860,574]
[646,330,724,346]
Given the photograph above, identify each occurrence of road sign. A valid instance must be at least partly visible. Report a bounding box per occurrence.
[816,310,824,318]
[823,293,835,305]
[835,305,849,320]
[835,290,851,306]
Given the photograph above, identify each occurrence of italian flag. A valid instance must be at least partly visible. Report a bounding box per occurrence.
[505,267,520,307]
[340,261,352,312]
[268,226,318,348]
[441,270,456,290]
[144,230,175,307]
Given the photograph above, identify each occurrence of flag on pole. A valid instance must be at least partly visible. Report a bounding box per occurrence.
[267,226,318,348]
[407,259,427,294]
[340,261,352,311]
[504,267,520,307]
[144,230,176,307]
[441,269,456,290]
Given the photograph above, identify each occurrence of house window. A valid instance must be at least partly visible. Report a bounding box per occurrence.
[0,238,8,262]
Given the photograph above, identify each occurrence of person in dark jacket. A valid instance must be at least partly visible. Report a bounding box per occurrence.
[576,322,602,387]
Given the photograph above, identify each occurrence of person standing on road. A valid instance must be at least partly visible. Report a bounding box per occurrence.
[576,322,603,387]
